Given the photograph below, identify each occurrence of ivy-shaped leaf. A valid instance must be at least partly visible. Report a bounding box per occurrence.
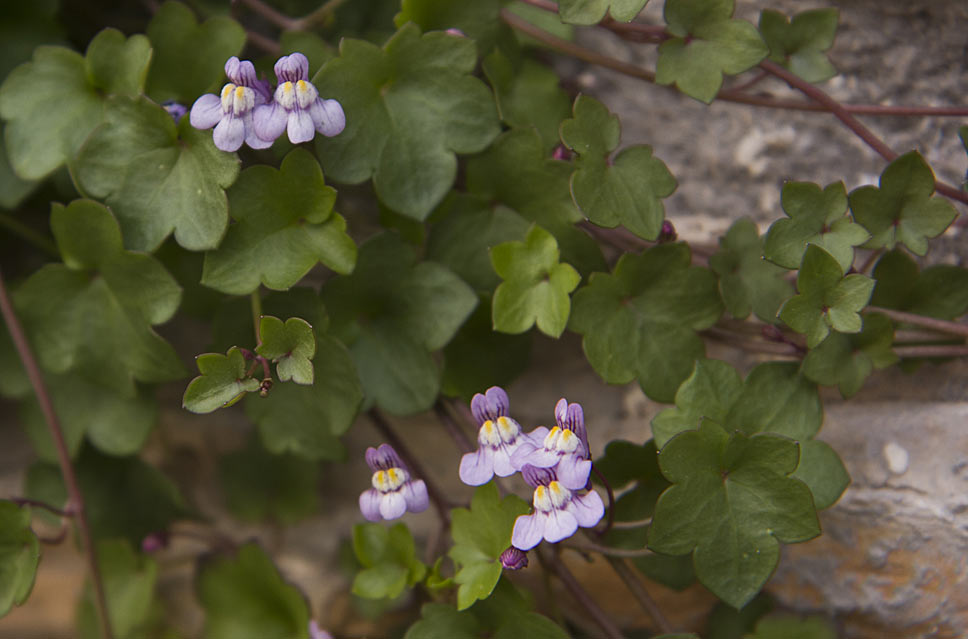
[202,149,355,294]
[405,603,481,639]
[321,232,477,415]
[77,539,157,639]
[560,95,677,240]
[395,0,513,56]
[74,96,240,252]
[848,151,957,256]
[315,24,500,219]
[352,523,427,600]
[594,440,671,522]
[0,130,37,208]
[196,543,310,639]
[569,243,722,402]
[802,312,897,398]
[557,0,651,25]
[14,200,185,395]
[449,482,530,610]
[871,249,968,320]
[656,0,768,103]
[745,615,837,639]
[183,347,261,414]
[491,225,580,338]
[652,359,743,449]
[648,421,820,609]
[758,8,839,82]
[763,181,869,273]
[710,218,792,322]
[255,316,316,385]
[0,28,151,179]
[0,501,40,618]
[778,244,874,348]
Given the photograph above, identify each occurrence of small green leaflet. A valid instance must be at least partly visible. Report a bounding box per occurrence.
[0,28,150,179]
[778,244,874,348]
[395,0,513,56]
[77,539,156,639]
[759,8,839,83]
[256,316,316,385]
[491,225,580,338]
[802,312,897,398]
[449,482,530,610]
[849,151,957,256]
[763,181,870,273]
[0,501,40,618]
[569,243,722,402]
[656,0,768,103]
[652,358,743,449]
[352,523,427,600]
[202,148,355,295]
[648,421,820,609]
[745,615,837,639]
[560,95,677,240]
[315,24,500,219]
[558,0,650,25]
[183,347,261,414]
[710,217,792,322]
[871,249,968,320]
[74,96,240,252]
[196,543,310,639]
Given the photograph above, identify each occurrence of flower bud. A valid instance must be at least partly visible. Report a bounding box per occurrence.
[658,219,677,243]
[500,546,528,570]
[141,531,169,553]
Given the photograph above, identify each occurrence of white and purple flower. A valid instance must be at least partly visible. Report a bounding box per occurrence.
[511,465,604,551]
[189,57,273,152]
[252,53,345,145]
[510,398,592,490]
[359,443,429,522]
[459,386,537,486]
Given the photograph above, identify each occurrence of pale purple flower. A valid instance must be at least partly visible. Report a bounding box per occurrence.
[190,57,272,152]
[252,53,345,145]
[510,398,592,490]
[499,546,528,570]
[511,465,604,551]
[359,444,429,522]
[308,620,333,639]
[459,386,537,486]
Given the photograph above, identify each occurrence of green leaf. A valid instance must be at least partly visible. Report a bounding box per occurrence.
[218,436,318,525]
[405,603,482,639]
[491,225,581,338]
[657,0,768,103]
[145,1,246,104]
[764,181,868,273]
[558,0,650,25]
[0,501,40,618]
[791,440,849,511]
[449,482,530,610]
[74,96,240,252]
[196,543,310,639]
[710,217,792,321]
[315,24,500,219]
[849,151,957,256]
[470,578,570,639]
[778,244,874,348]
[15,200,186,394]
[802,312,897,398]
[0,28,151,179]
[280,31,335,77]
[745,615,837,639]
[871,249,968,320]
[705,594,774,639]
[569,243,723,402]
[395,0,513,56]
[0,128,38,208]
[724,362,821,441]
[256,316,316,385]
[648,421,820,609]
[77,539,156,639]
[183,347,261,414]
[759,8,838,82]
[652,359,743,448]
[561,95,677,240]
[202,148,354,294]
[352,523,426,600]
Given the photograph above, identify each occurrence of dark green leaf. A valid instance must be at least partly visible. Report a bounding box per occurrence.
[256,316,316,385]
[652,359,743,448]
[871,249,968,320]
[791,440,849,510]
[710,217,792,321]
[183,347,261,414]
[724,361,821,440]
[802,312,897,398]
[352,523,426,599]
[395,0,513,56]
[558,0,650,25]
[745,615,837,639]
[471,578,570,639]
[759,9,838,82]
[77,539,156,639]
[0,130,38,208]
[405,603,481,639]
[705,594,774,639]
[0,501,40,617]
[280,31,335,77]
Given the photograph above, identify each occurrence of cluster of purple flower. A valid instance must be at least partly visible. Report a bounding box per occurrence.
[190,54,344,152]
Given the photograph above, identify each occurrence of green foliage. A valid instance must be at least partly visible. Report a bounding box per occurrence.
[710,218,792,322]
[256,316,316,385]
[74,96,240,252]
[652,359,743,449]
[202,149,354,294]
[759,8,838,82]
[802,312,897,398]
[77,539,157,639]
[657,0,768,103]
[705,594,774,639]
[352,523,427,599]
[0,131,38,208]
[196,543,310,639]
[395,0,512,55]
[183,347,261,414]
[569,243,722,402]
[648,421,820,609]
[449,482,529,610]
[871,249,968,320]
[745,615,837,639]
[849,151,957,256]
[0,501,40,618]
[558,0,650,25]
[778,244,874,348]
[763,181,869,273]
[0,28,150,179]
[593,439,670,521]
[491,225,581,338]
[315,24,500,219]
[560,95,677,240]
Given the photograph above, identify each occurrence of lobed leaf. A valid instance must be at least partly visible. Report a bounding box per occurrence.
[802,312,897,399]
[0,501,40,618]
[558,0,651,25]
[759,8,839,82]
[77,539,157,639]
[183,347,261,414]
[352,523,426,600]
[256,316,317,386]
[871,249,968,320]
[710,217,792,321]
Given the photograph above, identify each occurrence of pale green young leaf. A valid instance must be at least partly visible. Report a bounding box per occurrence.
[405,603,481,639]
[0,501,40,618]
[256,316,316,385]
[558,0,651,25]
[352,523,426,600]
[183,347,260,414]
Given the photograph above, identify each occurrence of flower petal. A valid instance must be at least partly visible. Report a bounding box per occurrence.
[484,386,510,418]
[359,489,382,522]
[512,444,559,470]
[243,112,273,149]
[212,115,245,152]
[511,513,545,551]
[556,454,591,490]
[309,98,345,137]
[404,480,429,513]
[287,108,315,144]
[189,94,222,130]
[459,447,495,486]
[492,446,517,477]
[542,509,578,543]
[567,490,605,529]
[252,103,287,143]
[378,491,407,520]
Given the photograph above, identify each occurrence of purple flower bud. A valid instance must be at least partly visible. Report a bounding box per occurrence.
[359,444,429,521]
[141,531,169,553]
[658,220,677,243]
[500,546,528,570]
[551,145,572,161]
[444,28,466,37]
[521,464,556,488]
[162,101,187,121]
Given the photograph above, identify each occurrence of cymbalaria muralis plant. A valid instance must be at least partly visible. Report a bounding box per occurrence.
[0,0,966,637]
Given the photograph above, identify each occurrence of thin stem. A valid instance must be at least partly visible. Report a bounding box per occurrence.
[609,517,652,529]
[856,248,883,275]
[591,465,615,536]
[893,329,958,343]
[564,539,653,558]
[701,327,803,357]
[293,0,349,30]
[10,497,72,517]
[867,306,968,339]
[250,290,263,345]
[246,30,281,55]
[0,212,59,258]
[894,344,968,358]
[433,400,475,454]
[727,70,769,93]
[0,270,113,639]
[542,548,626,639]
[236,0,298,30]
[606,557,674,634]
